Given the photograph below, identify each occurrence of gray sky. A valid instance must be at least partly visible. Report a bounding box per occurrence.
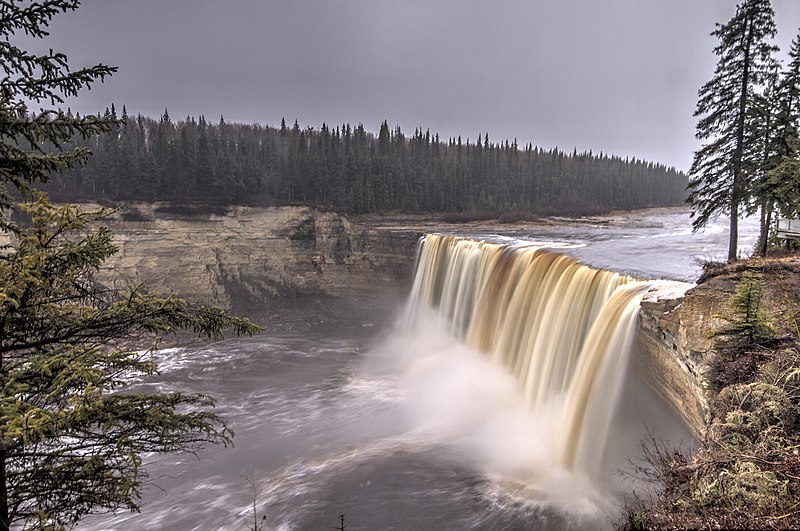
[20,0,800,171]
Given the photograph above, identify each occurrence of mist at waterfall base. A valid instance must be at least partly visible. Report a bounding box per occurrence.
[79,211,756,530]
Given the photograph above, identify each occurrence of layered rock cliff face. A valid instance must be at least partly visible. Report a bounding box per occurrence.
[637,280,733,437]
[99,204,422,315]
[637,260,800,438]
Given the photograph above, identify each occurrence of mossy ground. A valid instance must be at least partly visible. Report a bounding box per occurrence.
[625,254,800,530]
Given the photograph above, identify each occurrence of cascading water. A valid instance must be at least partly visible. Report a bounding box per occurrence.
[405,234,652,479]
[78,211,711,531]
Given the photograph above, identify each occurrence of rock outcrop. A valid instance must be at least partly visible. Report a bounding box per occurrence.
[99,203,422,315]
[637,280,734,437]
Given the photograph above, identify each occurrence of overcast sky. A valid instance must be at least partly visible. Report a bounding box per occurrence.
[18,0,800,171]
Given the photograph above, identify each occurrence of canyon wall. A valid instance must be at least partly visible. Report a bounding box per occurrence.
[98,203,422,315]
[637,281,731,437]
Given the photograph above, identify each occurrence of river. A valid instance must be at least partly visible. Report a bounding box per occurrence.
[79,209,759,531]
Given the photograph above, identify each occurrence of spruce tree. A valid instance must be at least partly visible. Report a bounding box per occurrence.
[687,0,778,261]
[767,33,800,218]
[0,1,116,222]
[0,2,259,528]
[749,70,781,256]
[752,32,800,255]
[713,269,773,347]
[765,135,800,220]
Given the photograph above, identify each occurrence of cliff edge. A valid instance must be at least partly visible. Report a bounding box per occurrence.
[97,203,422,317]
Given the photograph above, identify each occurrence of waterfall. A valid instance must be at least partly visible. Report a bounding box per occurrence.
[405,234,651,478]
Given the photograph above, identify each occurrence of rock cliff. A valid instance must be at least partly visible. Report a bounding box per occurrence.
[637,258,800,438]
[637,279,734,437]
[98,203,422,315]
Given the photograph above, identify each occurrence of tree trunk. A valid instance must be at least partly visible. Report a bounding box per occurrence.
[758,200,767,256]
[730,13,755,262]
[0,449,8,531]
[758,201,773,256]
[729,204,740,261]
[0,343,6,531]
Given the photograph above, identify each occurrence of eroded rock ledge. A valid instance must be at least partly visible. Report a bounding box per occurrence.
[637,281,732,437]
[98,203,422,315]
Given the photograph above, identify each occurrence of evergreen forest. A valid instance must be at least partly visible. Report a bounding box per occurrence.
[44,109,688,215]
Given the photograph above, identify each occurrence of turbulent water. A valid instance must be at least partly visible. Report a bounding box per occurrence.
[79,210,756,531]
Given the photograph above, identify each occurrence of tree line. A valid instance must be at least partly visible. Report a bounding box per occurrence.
[689,0,800,260]
[43,110,688,215]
